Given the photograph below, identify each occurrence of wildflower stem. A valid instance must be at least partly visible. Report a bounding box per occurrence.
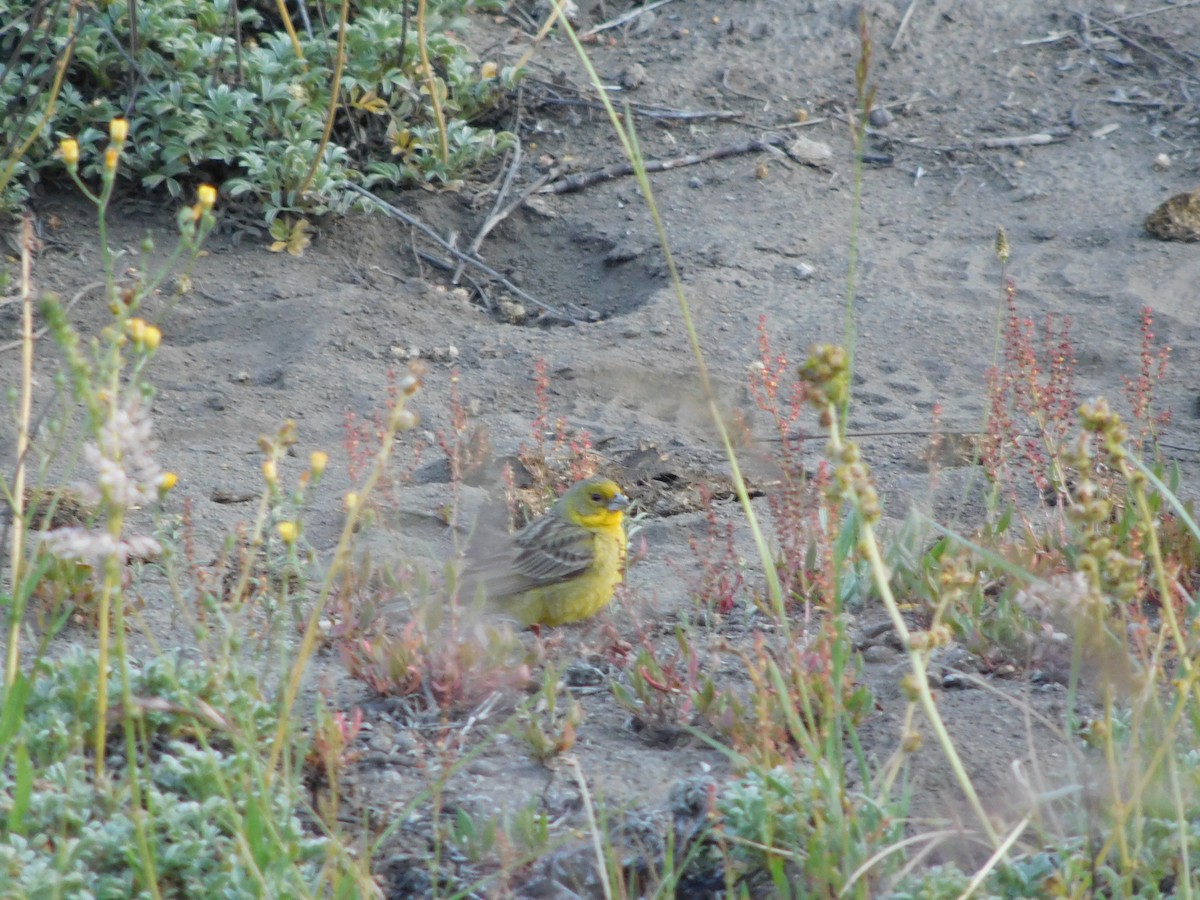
[549,0,788,627]
[0,6,78,198]
[821,399,1001,849]
[267,383,420,776]
[5,216,37,688]
[842,10,875,431]
[93,564,115,777]
[300,0,350,196]
[416,0,449,166]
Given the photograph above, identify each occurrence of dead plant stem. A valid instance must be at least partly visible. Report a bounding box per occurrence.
[823,402,1001,848]
[417,0,449,165]
[299,0,349,195]
[4,216,37,688]
[548,0,789,626]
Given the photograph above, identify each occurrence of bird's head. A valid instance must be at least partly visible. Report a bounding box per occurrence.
[557,476,629,528]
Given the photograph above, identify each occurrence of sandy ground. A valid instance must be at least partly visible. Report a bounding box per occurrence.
[5,0,1200,893]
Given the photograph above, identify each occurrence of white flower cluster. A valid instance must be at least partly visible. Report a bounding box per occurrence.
[1013,571,1092,620]
[39,528,161,566]
[77,400,164,509]
[39,400,164,565]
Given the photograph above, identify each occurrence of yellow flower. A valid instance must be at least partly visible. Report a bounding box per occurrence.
[60,138,80,167]
[462,477,629,626]
[158,472,179,492]
[109,118,128,143]
[126,318,162,351]
[104,146,120,171]
[310,451,328,478]
[262,459,278,486]
[197,183,217,212]
[481,61,498,80]
[344,492,359,511]
[277,521,298,544]
[127,318,147,344]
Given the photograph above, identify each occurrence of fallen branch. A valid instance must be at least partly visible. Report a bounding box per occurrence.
[582,0,675,36]
[534,95,743,121]
[539,133,804,195]
[977,132,1064,148]
[343,182,588,323]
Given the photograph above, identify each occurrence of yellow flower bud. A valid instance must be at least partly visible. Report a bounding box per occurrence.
[344,492,359,511]
[481,61,498,80]
[109,118,128,143]
[197,183,217,212]
[143,325,162,351]
[310,451,328,478]
[262,459,278,485]
[60,138,80,168]
[127,318,147,345]
[104,146,120,171]
[277,521,298,544]
[157,472,179,492]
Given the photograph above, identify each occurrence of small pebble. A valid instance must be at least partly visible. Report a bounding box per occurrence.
[499,299,526,324]
[868,107,893,127]
[793,262,815,280]
[620,63,647,90]
[564,660,604,687]
[1154,152,1171,170]
[467,758,500,777]
[861,644,896,664]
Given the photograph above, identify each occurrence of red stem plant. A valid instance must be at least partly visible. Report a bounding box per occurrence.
[980,279,1078,509]
[746,317,833,614]
[1122,306,1172,452]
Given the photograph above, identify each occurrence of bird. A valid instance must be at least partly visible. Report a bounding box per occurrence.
[462,476,630,627]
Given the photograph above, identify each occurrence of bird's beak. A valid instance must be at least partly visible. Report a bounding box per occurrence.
[608,493,630,511]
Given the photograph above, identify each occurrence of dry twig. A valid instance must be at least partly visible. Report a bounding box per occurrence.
[539,133,809,194]
[343,182,587,323]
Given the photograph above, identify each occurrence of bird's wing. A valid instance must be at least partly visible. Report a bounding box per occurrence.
[510,513,594,586]
[463,513,593,600]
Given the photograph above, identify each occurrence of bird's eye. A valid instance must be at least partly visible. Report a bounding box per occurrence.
[590,492,602,502]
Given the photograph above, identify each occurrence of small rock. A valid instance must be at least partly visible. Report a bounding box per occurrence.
[619,63,647,90]
[604,240,643,265]
[1153,152,1171,170]
[868,106,893,127]
[941,671,968,689]
[632,9,656,34]
[793,262,815,280]
[368,732,395,754]
[467,758,499,777]
[861,644,897,664]
[787,136,834,166]
[1145,188,1200,242]
[535,0,577,24]
[522,196,557,218]
[563,660,604,687]
[688,176,704,188]
[499,299,527,324]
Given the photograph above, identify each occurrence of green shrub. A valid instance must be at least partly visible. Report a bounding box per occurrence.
[0,648,329,895]
[0,0,518,219]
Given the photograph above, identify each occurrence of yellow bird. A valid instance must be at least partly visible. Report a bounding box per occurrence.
[463,476,630,626]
